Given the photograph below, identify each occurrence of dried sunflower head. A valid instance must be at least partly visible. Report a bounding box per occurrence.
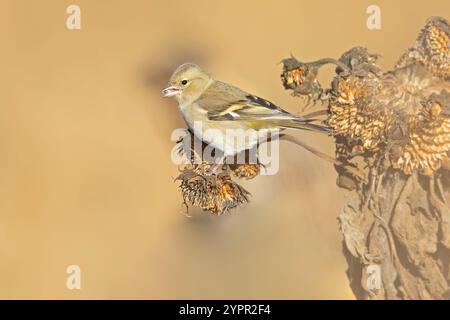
[327,74,392,150]
[281,58,308,90]
[329,62,447,161]
[391,99,450,175]
[396,16,449,80]
[383,40,450,176]
[177,164,251,215]
[280,56,322,102]
[229,163,260,180]
[378,64,446,115]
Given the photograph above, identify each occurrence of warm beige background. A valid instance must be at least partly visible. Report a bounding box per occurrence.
[0,0,448,299]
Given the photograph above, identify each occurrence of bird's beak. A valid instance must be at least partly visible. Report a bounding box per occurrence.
[162,85,180,97]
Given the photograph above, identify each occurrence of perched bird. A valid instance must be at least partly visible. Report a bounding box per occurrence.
[162,63,330,164]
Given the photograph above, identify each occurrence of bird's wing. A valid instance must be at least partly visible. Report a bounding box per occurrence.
[196,81,299,122]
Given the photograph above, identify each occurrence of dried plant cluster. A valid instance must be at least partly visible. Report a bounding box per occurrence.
[281,17,450,299]
[175,131,260,215]
[172,15,449,299]
[177,164,252,215]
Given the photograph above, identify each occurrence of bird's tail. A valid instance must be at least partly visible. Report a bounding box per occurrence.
[277,118,331,134]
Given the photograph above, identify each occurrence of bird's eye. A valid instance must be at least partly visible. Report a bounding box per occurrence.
[181,79,188,85]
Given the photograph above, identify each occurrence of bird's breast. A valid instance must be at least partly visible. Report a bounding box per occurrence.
[179,104,279,158]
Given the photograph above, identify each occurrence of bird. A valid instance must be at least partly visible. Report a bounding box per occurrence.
[162,63,330,169]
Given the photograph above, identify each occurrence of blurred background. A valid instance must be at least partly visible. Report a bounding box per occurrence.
[0,0,448,299]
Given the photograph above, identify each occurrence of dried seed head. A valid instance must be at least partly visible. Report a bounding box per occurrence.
[177,164,251,215]
[396,16,450,80]
[381,61,449,176]
[281,62,307,90]
[327,74,392,150]
[280,57,322,102]
[391,100,450,175]
[229,163,260,180]
[379,64,446,115]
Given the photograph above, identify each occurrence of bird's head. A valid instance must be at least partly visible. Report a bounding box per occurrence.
[162,63,212,105]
